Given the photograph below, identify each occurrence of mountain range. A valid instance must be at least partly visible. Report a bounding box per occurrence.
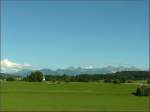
[13,66,141,76]
[1,59,146,76]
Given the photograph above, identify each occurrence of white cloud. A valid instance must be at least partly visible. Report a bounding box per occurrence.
[0,59,32,73]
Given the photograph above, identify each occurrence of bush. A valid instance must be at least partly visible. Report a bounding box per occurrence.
[147,79,150,84]
[113,79,120,84]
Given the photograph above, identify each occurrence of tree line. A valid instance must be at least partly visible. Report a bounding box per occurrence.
[1,71,150,83]
[44,71,150,83]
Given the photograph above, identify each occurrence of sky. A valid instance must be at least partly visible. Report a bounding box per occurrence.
[1,0,149,70]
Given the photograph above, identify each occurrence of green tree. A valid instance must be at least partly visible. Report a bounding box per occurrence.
[27,71,43,82]
[136,87,141,96]
[113,79,120,84]
[135,85,150,96]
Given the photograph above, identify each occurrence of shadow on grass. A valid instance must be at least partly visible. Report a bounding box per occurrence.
[131,92,137,96]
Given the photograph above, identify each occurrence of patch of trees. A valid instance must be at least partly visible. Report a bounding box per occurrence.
[134,85,150,96]
[45,74,71,83]
[0,73,22,81]
[6,77,15,81]
[44,71,150,83]
[0,73,17,80]
[114,71,150,80]
[24,71,44,82]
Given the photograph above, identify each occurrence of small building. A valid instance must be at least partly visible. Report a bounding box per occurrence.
[43,75,46,81]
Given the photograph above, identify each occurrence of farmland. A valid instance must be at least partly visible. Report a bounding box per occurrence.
[0,81,149,112]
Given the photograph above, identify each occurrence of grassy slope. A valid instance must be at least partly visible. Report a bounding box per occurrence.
[0,81,149,111]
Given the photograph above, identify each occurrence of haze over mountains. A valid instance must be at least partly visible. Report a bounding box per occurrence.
[0,59,146,76]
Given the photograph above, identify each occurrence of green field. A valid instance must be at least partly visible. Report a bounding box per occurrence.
[0,81,149,112]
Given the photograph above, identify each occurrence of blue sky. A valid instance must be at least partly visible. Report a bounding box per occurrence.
[1,0,149,69]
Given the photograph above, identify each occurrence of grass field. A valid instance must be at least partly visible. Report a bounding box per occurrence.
[0,81,149,112]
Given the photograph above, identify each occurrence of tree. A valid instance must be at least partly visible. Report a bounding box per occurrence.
[135,85,150,96]
[136,87,141,96]
[113,79,120,84]
[27,71,43,82]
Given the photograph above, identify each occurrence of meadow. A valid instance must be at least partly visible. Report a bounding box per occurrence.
[0,81,149,112]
